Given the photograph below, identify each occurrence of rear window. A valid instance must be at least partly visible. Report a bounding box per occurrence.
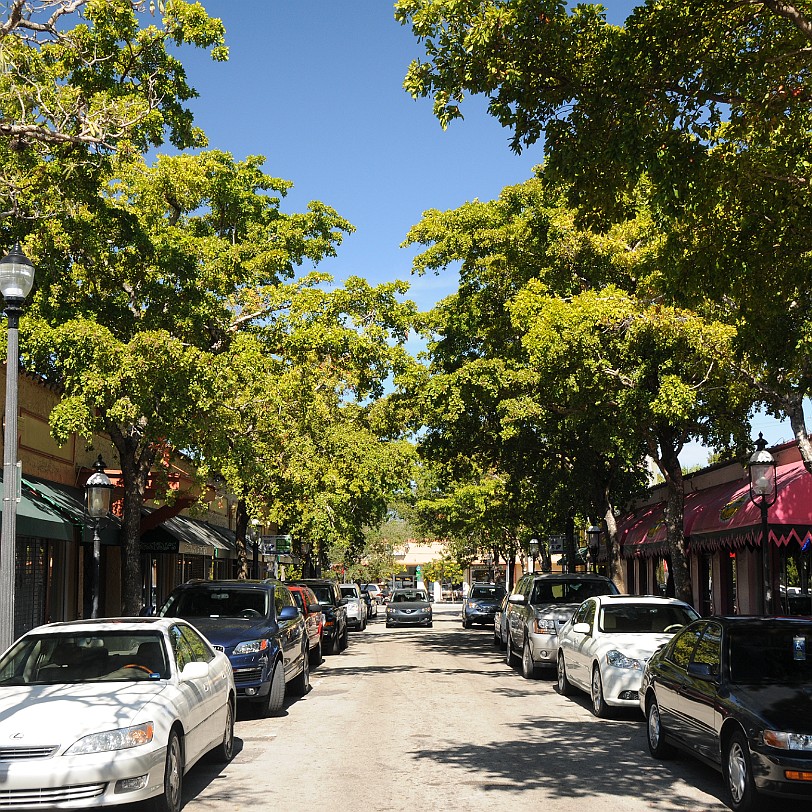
[729,625,812,685]
[470,586,506,600]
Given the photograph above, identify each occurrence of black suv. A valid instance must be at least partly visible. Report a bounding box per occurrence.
[289,579,348,654]
[159,579,309,716]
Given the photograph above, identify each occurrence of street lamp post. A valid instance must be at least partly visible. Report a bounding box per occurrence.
[587,525,602,574]
[85,455,113,619]
[0,243,35,651]
[748,433,778,616]
[528,538,539,574]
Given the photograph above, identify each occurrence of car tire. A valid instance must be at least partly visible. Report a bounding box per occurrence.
[463,618,472,629]
[557,653,574,696]
[725,729,759,812]
[646,695,674,759]
[309,639,322,667]
[427,621,433,628]
[522,638,538,680]
[386,621,393,628]
[209,700,235,763]
[329,632,341,655]
[505,634,519,668]
[150,728,183,812]
[590,665,609,717]
[340,624,349,650]
[256,660,285,718]
[290,643,310,696]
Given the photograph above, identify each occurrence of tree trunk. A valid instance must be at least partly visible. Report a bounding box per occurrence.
[602,497,626,592]
[785,392,812,475]
[659,441,693,605]
[235,497,249,579]
[109,426,156,616]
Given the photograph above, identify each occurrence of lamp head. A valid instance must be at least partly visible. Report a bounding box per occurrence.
[0,243,34,304]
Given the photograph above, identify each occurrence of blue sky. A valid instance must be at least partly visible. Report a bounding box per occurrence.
[178,1,796,464]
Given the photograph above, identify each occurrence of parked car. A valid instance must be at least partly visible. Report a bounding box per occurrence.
[504,572,619,679]
[339,583,367,631]
[360,587,378,619]
[0,617,235,812]
[287,583,325,665]
[640,616,812,811]
[557,594,699,716]
[291,578,349,654]
[159,579,309,717]
[362,583,384,604]
[462,582,507,628]
[493,592,510,649]
[386,588,433,628]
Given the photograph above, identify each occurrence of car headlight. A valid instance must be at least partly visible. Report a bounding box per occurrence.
[65,722,154,755]
[233,638,271,655]
[764,730,812,751]
[533,618,556,634]
[605,650,643,670]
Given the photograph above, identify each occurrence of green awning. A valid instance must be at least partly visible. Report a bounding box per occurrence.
[22,475,121,545]
[0,473,74,542]
[141,510,229,556]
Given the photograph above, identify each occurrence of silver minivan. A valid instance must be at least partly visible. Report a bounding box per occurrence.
[504,572,618,679]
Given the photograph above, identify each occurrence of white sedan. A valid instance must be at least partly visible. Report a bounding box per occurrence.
[0,616,235,811]
[556,594,699,717]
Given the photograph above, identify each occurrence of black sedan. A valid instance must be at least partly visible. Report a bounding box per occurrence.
[386,588,433,628]
[640,616,812,811]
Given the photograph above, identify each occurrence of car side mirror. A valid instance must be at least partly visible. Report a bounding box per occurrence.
[339,597,349,606]
[307,604,322,614]
[687,661,718,681]
[572,622,591,635]
[278,606,299,621]
[508,594,528,606]
[180,661,209,681]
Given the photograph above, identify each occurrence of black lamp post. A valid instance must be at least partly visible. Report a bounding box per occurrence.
[748,433,777,616]
[528,538,539,574]
[587,525,602,574]
[0,243,35,650]
[85,455,113,618]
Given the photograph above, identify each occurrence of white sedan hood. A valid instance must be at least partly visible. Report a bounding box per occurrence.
[598,632,673,659]
[0,683,167,748]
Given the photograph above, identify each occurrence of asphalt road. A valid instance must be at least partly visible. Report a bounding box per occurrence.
[178,602,788,812]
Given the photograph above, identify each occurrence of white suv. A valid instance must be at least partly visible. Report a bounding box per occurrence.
[339,583,367,631]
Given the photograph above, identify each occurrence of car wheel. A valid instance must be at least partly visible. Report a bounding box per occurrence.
[209,700,235,763]
[256,660,285,718]
[522,638,538,680]
[386,621,393,628]
[590,665,609,717]
[340,624,349,650]
[725,729,759,812]
[329,632,341,655]
[309,639,322,667]
[646,695,674,759]
[557,653,573,696]
[463,618,472,629]
[290,643,310,696]
[150,728,183,812]
[505,634,519,668]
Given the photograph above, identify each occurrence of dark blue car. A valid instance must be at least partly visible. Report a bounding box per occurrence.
[462,583,506,628]
[160,579,309,717]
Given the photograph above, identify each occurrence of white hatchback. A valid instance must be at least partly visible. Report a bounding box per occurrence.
[0,617,235,811]
[556,595,699,717]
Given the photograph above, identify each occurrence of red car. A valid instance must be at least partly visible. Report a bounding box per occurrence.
[288,584,325,665]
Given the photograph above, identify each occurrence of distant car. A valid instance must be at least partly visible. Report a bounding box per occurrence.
[504,572,619,679]
[556,595,699,716]
[493,592,510,649]
[0,617,235,812]
[640,616,812,811]
[462,583,506,628]
[287,583,325,665]
[339,583,367,631]
[291,578,349,654]
[360,587,378,619]
[386,588,433,628]
[362,583,384,604]
[159,579,309,717]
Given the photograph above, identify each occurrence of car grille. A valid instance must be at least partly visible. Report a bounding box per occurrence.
[0,746,59,761]
[233,667,263,685]
[0,783,105,806]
